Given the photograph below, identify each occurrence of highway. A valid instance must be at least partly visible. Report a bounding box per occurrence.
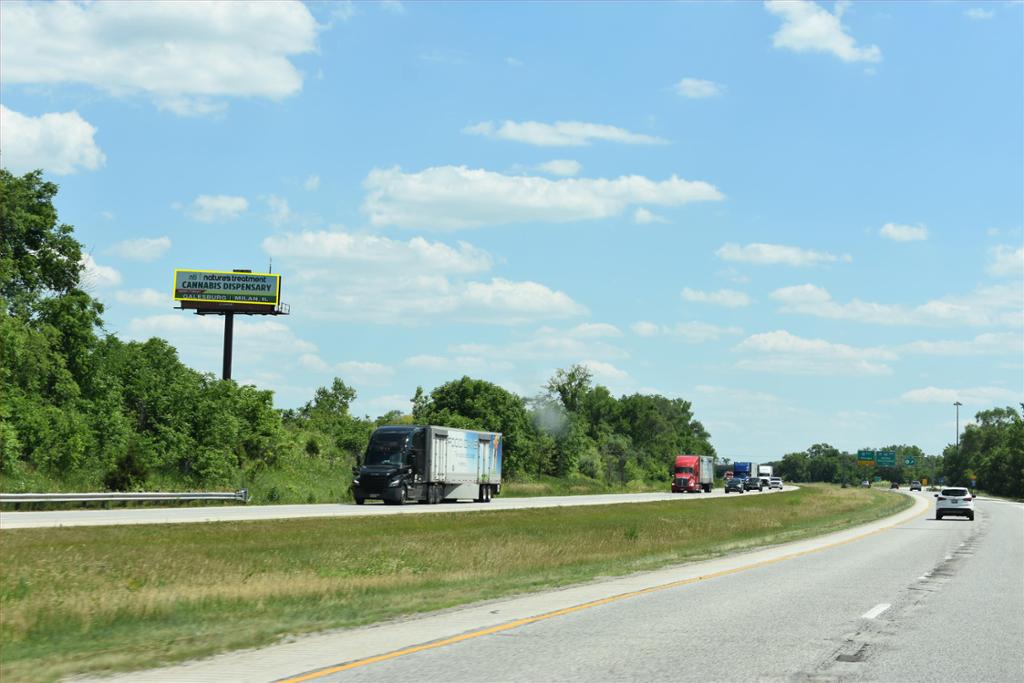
[0,486,789,529]
[78,491,1024,682]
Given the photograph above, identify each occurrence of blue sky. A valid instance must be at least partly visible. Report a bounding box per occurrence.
[2,0,1022,459]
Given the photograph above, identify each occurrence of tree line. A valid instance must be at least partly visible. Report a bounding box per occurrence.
[3,169,1018,498]
[0,169,713,492]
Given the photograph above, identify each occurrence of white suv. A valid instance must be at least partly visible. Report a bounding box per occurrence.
[768,477,783,490]
[935,487,975,521]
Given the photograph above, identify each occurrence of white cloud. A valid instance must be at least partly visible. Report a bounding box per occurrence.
[109,236,171,262]
[266,195,293,227]
[304,175,320,191]
[582,360,631,384]
[127,314,316,369]
[537,159,582,177]
[404,355,451,370]
[681,287,752,308]
[670,322,744,343]
[734,329,895,375]
[263,229,585,325]
[772,283,1023,327]
[329,1,357,23]
[0,105,105,175]
[900,386,1019,404]
[674,77,723,98]
[899,333,1022,357]
[965,8,994,20]
[113,288,167,308]
[263,230,492,274]
[632,321,661,337]
[633,208,668,224]
[987,245,1024,277]
[184,195,248,223]
[764,0,882,63]
[2,0,317,115]
[632,321,743,343]
[363,165,724,230]
[448,326,628,364]
[716,242,848,266]
[694,384,782,404]
[299,353,330,372]
[460,279,587,321]
[79,254,121,288]
[463,120,666,146]
[335,360,395,385]
[379,1,405,14]
[403,354,515,374]
[879,222,928,242]
[568,323,622,338]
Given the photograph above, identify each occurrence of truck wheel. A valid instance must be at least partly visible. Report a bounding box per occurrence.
[484,485,492,503]
[354,497,365,505]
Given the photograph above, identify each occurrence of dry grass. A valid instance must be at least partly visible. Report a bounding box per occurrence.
[0,485,909,682]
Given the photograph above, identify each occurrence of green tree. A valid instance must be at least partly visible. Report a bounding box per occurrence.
[545,364,592,414]
[1,170,87,320]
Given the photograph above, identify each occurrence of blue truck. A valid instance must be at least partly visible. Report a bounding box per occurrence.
[733,461,755,480]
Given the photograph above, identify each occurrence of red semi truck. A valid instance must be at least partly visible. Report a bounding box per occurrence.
[671,454,714,493]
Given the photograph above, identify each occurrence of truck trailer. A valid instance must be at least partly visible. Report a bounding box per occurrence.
[758,465,773,478]
[671,454,714,493]
[733,461,755,480]
[352,425,502,505]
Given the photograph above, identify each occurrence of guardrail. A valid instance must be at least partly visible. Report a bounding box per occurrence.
[0,489,249,503]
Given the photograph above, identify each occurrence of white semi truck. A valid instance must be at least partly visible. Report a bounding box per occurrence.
[352,425,502,505]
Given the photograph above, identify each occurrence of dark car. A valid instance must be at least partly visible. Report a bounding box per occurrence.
[743,477,763,492]
[910,481,922,491]
[890,481,899,489]
[724,478,745,494]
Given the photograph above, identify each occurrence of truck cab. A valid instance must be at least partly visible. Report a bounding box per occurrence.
[352,426,423,505]
[671,454,713,493]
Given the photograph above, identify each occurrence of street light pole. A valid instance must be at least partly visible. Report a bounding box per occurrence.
[954,401,962,456]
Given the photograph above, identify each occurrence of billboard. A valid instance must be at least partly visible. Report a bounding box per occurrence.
[173,269,280,307]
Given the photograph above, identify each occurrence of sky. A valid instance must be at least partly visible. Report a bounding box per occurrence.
[1,0,1022,460]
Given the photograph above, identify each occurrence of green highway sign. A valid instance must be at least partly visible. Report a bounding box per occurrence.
[904,456,916,465]
[876,450,896,466]
[857,449,876,464]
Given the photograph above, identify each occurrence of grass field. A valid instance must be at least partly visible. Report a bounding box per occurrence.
[0,485,911,682]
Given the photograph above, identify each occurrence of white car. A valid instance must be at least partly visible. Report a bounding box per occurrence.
[935,487,975,521]
[768,477,783,490]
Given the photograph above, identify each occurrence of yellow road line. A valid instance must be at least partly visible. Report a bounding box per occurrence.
[278,498,929,683]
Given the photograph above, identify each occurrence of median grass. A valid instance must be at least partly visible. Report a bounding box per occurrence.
[0,485,910,682]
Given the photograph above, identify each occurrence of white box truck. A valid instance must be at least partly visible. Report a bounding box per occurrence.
[757,464,773,488]
[352,425,502,505]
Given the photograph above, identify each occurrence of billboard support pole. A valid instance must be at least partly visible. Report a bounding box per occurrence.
[222,312,234,380]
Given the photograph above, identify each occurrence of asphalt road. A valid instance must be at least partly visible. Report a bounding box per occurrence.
[311,493,1022,683]
[79,491,1023,683]
[0,486,788,529]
